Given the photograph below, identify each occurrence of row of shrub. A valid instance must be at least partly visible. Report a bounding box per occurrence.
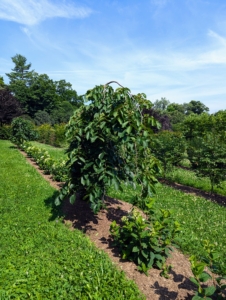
[0,119,67,147]
[20,142,68,182]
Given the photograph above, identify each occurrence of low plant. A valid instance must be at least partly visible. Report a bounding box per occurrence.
[189,254,226,300]
[11,117,38,145]
[110,199,181,275]
[21,142,68,181]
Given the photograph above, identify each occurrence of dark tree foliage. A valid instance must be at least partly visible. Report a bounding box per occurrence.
[0,89,22,126]
[142,108,171,132]
[34,110,52,125]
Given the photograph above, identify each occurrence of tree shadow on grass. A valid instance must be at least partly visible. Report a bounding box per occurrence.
[44,190,65,221]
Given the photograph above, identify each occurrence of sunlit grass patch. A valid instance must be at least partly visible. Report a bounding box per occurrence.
[0,140,144,299]
[166,167,226,196]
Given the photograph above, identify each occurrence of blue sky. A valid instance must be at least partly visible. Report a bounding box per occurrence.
[0,0,226,112]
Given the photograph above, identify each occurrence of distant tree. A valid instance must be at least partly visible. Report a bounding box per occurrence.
[0,89,22,126]
[5,54,82,119]
[0,76,5,89]
[27,73,59,116]
[153,97,170,112]
[187,133,226,193]
[150,131,187,177]
[5,54,34,112]
[185,100,209,115]
[6,54,33,84]
[50,101,74,124]
[34,110,52,125]
[55,79,82,108]
[142,108,171,132]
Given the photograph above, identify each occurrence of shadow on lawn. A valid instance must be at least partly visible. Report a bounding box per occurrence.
[44,190,65,221]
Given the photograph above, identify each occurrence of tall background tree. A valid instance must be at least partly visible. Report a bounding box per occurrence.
[5,54,82,123]
[152,98,210,130]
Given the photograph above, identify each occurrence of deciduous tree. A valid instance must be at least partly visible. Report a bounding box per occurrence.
[0,89,22,126]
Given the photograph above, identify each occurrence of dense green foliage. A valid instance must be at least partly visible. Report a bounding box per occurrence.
[110,203,180,275]
[57,83,160,213]
[187,133,226,193]
[0,125,12,140]
[180,112,226,192]
[36,123,67,147]
[11,117,38,145]
[150,131,187,176]
[0,88,22,126]
[5,54,82,122]
[0,140,144,299]
[152,98,209,130]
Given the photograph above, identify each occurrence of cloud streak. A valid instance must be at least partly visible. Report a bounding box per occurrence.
[0,0,92,25]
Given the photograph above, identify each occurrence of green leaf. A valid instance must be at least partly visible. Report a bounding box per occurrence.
[69,194,76,204]
[132,246,139,252]
[199,271,211,282]
[189,277,200,287]
[204,286,216,297]
[55,196,61,206]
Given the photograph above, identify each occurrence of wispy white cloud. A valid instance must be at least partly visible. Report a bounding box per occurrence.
[0,0,92,26]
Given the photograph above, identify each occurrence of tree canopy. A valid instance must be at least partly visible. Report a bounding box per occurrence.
[5,54,82,122]
[0,88,22,126]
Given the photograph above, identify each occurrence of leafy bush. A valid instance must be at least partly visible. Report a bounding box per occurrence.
[187,133,226,193]
[110,200,181,275]
[150,131,187,177]
[36,123,66,147]
[0,125,12,140]
[34,110,52,125]
[53,123,67,147]
[11,117,38,145]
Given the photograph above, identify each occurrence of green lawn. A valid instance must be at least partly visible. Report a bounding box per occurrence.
[0,140,144,299]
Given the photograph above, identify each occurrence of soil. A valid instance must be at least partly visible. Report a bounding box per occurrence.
[20,150,226,300]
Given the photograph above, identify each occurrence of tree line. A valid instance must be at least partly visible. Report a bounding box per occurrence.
[0,54,83,126]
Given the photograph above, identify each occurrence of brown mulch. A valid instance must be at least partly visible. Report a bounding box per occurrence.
[20,150,226,300]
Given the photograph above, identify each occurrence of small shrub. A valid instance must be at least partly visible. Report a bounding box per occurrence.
[110,199,181,275]
[11,117,38,145]
[0,125,12,140]
[21,142,68,182]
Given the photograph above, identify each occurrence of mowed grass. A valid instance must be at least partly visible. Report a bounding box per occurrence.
[108,182,226,275]
[166,166,226,196]
[0,140,144,300]
[31,141,67,160]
